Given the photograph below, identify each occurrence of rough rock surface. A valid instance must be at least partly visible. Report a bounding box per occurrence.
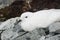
[0,0,15,9]
[0,18,60,40]
[49,22,60,33]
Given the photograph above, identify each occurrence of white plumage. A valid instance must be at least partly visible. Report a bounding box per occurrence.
[20,9,60,31]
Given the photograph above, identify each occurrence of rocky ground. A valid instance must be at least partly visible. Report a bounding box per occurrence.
[0,18,60,40]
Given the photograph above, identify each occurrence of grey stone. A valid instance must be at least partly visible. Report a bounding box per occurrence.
[37,28,46,36]
[1,29,19,40]
[49,22,60,33]
[45,34,60,40]
[39,36,45,40]
[1,26,42,40]
[0,0,15,9]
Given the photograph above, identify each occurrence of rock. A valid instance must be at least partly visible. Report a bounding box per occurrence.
[39,36,45,40]
[13,29,41,40]
[0,17,20,30]
[49,22,60,33]
[45,34,60,40]
[1,26,42,40]
[0,22,2,25]
[1,29,19,40]
[0,0,15,9]
[37,28,46,36]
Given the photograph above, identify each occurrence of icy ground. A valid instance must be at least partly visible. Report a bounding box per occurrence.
[0,18,60,40]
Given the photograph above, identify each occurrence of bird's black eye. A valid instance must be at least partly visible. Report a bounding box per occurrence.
[25,16,28,18]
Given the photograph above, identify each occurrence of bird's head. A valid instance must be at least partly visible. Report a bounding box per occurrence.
[20,12,33,21]
[19,12,35,31]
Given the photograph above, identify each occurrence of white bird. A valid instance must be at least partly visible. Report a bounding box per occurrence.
[20,9,60,31]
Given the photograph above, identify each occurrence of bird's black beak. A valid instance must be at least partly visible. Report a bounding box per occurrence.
[19,29,26,32]
[18,20,22,22]
[18,28,29,33]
